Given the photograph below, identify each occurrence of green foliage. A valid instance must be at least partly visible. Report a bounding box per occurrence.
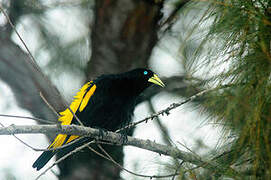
[190,0,271,178]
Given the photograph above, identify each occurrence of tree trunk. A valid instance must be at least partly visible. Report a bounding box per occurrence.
[87,0,162,78]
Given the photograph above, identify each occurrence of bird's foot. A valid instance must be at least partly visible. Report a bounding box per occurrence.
[119,132,128,144]
[95,127,108,140]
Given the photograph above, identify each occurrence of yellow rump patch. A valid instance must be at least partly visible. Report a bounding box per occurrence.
[48,81,96,149]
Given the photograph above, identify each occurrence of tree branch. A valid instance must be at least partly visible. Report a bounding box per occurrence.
[0,124,239,178]
[0,4,66,123]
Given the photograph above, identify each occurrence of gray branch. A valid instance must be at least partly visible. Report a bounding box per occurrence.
[0,124,239,178]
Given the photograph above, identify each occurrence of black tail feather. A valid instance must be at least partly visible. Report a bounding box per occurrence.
[32,137,90,171]
[32,150,55,171]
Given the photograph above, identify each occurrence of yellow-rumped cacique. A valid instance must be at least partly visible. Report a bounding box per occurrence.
[32,68,165,170]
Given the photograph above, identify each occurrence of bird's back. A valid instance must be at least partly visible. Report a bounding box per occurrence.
[74,77,137,131]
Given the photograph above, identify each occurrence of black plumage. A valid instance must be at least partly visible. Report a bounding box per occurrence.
[33,68,164,170]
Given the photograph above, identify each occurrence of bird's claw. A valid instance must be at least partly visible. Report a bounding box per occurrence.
[119,133,128,144]
[96,127,108,140]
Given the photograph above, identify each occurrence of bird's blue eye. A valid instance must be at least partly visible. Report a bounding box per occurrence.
[144,71,148,75]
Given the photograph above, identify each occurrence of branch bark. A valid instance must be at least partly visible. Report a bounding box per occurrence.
[0,124,239,178]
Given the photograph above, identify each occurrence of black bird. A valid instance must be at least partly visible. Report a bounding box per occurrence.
[32,68,165,170]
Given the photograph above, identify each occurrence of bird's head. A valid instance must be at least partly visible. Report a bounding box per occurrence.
[97,68,165,96]
[124,68,165,90]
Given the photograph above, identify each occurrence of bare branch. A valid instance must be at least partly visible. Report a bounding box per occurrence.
[0,122,41,151]
[95,144,179,179]
[0,124,239,178]
[118,85,229,132]
[0,114,54,124]
[36,140,96,180]
[0,4,36,64]
[39,92,60,118]
[147,100,173,146]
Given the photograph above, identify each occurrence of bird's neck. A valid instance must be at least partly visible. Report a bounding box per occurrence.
[100,77,146,98]
[118,78,147,97]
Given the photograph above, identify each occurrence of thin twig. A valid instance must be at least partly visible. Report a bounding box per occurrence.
[116,87,217,133]
[41,79,84,126]
[0,114,54,124]
[177,141,202,160]
[171,166,180,180]
[50,169,58,177]
[66,106,84,126]
[0,4,47,80]
[0,5,36,63]
[147,100,173,145]
[0,122,42,151]
[41,89,84,126]
[40,92,60,118]
[97,144,180,179]
[35,140,95,180]
[42,90,85,126]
